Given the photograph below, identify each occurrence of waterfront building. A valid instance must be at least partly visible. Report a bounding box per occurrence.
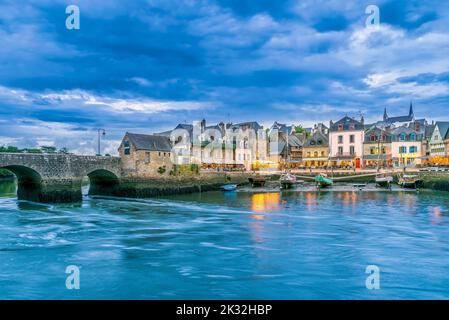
[302,130,329,168]
[329,116,365,168]
[429,122,449,156]
[362,126,393,168]
[157,119,266,171]
[390,126,424,167]
[118,132,173,177]
[428,122,449,165]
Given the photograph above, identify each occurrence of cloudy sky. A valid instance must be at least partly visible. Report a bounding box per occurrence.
[1,0,449,155]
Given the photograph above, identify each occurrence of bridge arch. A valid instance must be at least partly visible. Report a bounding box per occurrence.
[85,169,120,197]
[0,165,43,202]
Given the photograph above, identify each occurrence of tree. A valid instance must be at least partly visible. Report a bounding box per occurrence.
[59,147,70,154]
[295,125,311,137]
[40,146,57,153]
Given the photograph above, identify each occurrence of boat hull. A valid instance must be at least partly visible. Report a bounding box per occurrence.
[314,175,333,188]
[221,184,237,191]
[248,177,266,187]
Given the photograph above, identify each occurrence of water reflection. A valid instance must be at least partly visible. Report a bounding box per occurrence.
[251,192,280,213]
[0,179,16,197]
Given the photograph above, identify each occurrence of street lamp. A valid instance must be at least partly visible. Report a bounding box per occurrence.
[97,129,106,156]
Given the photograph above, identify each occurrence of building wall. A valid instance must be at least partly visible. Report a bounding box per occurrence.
[429,126,446,156]
[302,146,329,166]
[119,144,173,177]
[329,130,364,158]
[391,141,424,166]
[363,142,392,157]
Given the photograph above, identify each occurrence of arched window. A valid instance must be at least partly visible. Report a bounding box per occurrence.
[410,133,416,141]
[400,133,406,141]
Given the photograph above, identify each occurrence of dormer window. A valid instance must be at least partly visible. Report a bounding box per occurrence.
[338,124,344,131]
[123,140,130,155]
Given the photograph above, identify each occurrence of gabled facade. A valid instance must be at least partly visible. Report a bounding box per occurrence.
[390,126,424,167]
[118,132,173,177]
[329,116,365,168]
[302,130,329,167]
[429,122,449,156]
[363,126,392,168]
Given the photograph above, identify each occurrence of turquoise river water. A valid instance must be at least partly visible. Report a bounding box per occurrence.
[1,180,449,299]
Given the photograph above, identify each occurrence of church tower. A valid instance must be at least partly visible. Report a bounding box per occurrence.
[383,107,388,121]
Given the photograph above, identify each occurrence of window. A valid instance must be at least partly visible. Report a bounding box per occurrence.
[370,147,376,155]
[350,135,355,143]
[382,147,386,154]
[399,146,407,153]
[321,151,325,157]
[350,146,355,155]
[349,124,355,130]
[338,146,343,155]
[400,133,406,141]
[338,124,344,131]
[410,133,416,141]
[370,134,377,142]
[123,141,130,155]
[159,152,161,156]
[338,135,343,144]
[307,152,311,157]
[314,151,318,157]
[410,146,418,153]
[144,152,151,163]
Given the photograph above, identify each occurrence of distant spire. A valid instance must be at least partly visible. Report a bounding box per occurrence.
[383,107,388,121]
[409,101,414,117]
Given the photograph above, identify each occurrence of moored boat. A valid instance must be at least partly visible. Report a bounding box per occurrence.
[221,184,237,191]
[375,174,393,188]
[398,175,423,189]
[314,174,333,188]
[280,173,296,189]
[248,175,266,187]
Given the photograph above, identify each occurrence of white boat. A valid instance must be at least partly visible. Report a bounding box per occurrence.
[375,174,393,188]
[280,173,296,189]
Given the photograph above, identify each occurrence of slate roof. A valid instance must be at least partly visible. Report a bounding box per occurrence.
[304,131,329,147]
[434,122,449,140]
[125,132,172,152]
[330,116,364,131]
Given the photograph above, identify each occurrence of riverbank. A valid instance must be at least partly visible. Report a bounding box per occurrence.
[107,173,253,198]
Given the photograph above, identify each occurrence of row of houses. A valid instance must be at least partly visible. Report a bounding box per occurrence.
[118,104,449,177]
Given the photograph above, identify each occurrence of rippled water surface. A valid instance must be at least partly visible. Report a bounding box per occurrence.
[2,180,449,299]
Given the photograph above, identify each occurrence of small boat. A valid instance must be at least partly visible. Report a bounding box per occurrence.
[221,184,237,191]
[314,174,333,188]
[280,172,296,189]
[375,174,393,188]
[353,183,366,190]
[248,175,266,187]
[398,175,423,189]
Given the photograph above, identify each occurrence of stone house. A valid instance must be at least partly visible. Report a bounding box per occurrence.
[118,132,173,177]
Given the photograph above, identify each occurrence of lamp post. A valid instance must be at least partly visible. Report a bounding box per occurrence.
[97,129,106,156]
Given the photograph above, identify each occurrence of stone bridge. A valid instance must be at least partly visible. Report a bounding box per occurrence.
[0,153,122,202]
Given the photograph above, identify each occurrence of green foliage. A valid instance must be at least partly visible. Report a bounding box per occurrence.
[0,168,14,177]
[0,145,69,154]
[158,166,167,175]
[295,125,311,137]
[170,164,200,176]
